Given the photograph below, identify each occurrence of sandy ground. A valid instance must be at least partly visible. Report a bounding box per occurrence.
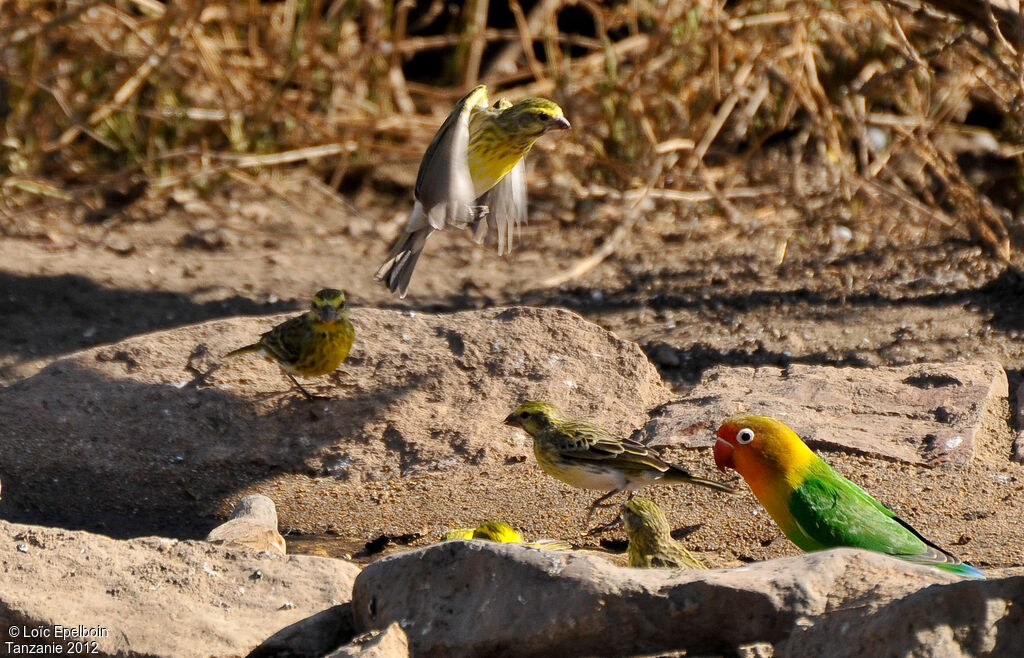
[3,165,1024,570]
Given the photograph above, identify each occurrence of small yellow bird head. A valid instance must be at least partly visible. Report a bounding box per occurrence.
[503,400,564,436]
[621,497,670,537]
[310,288,348,325]
[499,98,570,138]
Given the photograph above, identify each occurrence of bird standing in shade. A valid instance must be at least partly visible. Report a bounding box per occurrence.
[376,85,570,297]
[622,497,707,569]
[226,288,354,400]
[503,401,736,521]
[714,415,984,579]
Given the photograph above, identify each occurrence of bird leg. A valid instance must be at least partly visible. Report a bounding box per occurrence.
[585,512,624,536]
[583,488,625,532]
[284,372,325,401]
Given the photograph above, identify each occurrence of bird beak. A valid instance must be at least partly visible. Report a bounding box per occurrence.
[503,413,519,428]
[549,116,571,131]
[319,305,339,322]
[713,438,734,472]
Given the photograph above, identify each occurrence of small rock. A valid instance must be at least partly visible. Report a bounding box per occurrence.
[327,622,409,658]
[206,495,287,555]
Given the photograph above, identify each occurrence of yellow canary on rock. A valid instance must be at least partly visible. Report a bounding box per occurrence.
[376,85,569,297]
[226,288,354,400]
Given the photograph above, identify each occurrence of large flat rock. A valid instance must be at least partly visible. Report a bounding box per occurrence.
[350,541,965,657]
[0,306,669,534]
[640,362,1007,465]
[777,574,1024,657]
[0,519,359,658]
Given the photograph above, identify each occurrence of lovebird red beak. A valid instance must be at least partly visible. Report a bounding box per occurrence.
[713,438,734,472]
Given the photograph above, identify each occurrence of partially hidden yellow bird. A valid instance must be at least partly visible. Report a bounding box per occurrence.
[226,288,354,400]
[503,401,736,520]
[376,85,570,297]
[622,498,706,569]
[442,520,571,550]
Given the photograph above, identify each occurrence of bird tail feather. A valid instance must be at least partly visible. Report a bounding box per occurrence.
[661,465,739,494]
[375,228,430,298]
[225,344,261,358]
[926,559,986,579]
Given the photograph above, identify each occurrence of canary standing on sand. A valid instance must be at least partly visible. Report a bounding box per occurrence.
[503,401,736,519]
[714,415,984,579]
[226,288,354,400]
[622,497,706,569]
[376,85,570,297]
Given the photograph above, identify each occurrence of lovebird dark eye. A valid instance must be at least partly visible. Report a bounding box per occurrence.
[737,428,755,444]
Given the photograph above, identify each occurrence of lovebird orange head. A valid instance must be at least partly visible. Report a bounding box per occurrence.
[714,415,819,493]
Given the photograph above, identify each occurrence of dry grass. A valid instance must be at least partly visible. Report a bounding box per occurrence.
[1,0,1022,259]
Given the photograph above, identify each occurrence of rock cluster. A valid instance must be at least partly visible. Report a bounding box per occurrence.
[1,308,1021,656]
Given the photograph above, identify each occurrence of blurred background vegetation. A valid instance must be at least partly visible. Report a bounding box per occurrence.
[1,0,1022,258]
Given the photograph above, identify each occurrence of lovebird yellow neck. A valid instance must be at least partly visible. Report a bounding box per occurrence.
[736,431,820,529]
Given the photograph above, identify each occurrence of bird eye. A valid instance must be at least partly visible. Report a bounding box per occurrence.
[518,411,529,419]
[736,428,755,444]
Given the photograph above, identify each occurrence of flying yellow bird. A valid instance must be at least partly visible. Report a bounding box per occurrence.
[376,85,569,297]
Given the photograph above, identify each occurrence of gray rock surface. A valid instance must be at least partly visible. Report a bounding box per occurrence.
[0,306,669,534]
[327,622,409,658]
[350,541,961,656]
[641,361,1007,465]
[0,519,359,658]
[777,575,1024,657]
[248,604,356,658]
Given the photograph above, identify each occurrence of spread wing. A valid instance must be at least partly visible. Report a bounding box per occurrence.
[474,157,526,255]
[414,85,489,230]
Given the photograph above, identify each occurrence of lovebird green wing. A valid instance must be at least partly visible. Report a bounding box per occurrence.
[788,464,982,577]
[788,471,926,555]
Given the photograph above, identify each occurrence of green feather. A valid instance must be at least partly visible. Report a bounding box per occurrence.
[788,461,984,579]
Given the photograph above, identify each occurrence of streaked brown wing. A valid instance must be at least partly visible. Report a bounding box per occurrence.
[259,315,309,365]
[554,421,669,472]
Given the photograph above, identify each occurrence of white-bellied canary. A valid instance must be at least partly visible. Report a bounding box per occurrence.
[503,401,736,519]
